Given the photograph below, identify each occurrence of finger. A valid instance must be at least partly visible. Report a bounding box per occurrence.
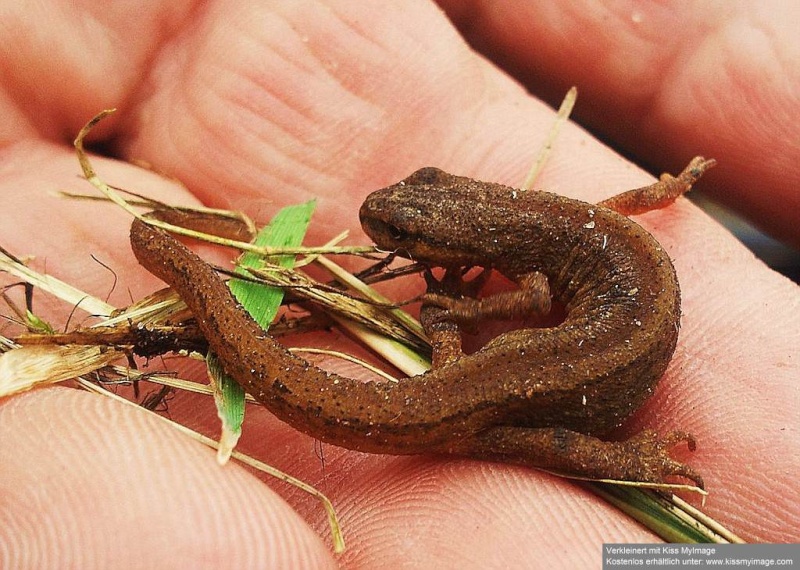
[0,1,197,142]
[0,388,336,569]
[437,0,800,247]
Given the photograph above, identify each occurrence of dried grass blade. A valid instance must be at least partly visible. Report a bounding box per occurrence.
[0,344,123,397]
[0,248,114,317]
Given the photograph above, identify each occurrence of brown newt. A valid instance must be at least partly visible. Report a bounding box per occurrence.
[130,157,715,487]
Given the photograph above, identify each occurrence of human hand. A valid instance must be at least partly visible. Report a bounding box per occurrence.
[1,2,797,568]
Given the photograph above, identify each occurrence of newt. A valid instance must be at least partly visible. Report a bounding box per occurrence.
[130,157,715,487]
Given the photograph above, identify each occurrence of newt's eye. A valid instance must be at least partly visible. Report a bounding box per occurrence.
[386,223,407,241]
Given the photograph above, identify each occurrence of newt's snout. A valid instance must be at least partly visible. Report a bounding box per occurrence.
[359,188,422,252]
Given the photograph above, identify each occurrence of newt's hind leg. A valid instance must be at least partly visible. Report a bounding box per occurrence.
[448,426,704,489]
[600,156,716,216]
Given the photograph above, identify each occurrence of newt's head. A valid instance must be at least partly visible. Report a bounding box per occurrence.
[359,167,514,268]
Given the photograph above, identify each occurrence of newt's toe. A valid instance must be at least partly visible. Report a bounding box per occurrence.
[625,429,704,489]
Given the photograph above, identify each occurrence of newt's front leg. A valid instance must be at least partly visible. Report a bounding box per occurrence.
[423,270,551,327]
[420,267,551,369]
[600,156,716,215]
[419,267,484,369]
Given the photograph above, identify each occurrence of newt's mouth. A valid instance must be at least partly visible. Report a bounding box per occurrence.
[360,215,430,261]
[360,216,410,246]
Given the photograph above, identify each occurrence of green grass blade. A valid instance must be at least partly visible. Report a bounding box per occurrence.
[591,483,727,543]
[228,200,316,327]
